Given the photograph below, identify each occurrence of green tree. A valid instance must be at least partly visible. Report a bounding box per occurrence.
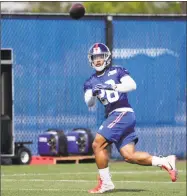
[27,2,183,14]
[28,2,72,13]
[83,2,182,14]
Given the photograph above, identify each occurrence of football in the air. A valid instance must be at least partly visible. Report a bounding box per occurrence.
[69,3,85,20]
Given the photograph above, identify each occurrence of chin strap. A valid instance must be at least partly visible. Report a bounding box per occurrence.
[92,61,107,72]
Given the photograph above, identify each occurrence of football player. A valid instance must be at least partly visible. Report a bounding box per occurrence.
[84,43,178,194]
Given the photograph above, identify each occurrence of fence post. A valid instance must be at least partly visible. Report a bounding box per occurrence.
[181,2,186,14]
[105,15,113,66]
[105,15,113,158]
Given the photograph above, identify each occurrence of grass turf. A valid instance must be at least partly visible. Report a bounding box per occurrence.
[1,161,186,196]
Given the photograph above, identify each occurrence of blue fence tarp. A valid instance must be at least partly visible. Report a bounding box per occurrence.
[1,16,186,158]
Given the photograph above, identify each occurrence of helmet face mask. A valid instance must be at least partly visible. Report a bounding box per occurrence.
[88,43,111,72]
[91,54,105,61]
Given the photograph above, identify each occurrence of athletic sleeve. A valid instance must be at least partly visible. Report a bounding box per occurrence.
[83,79,96,107]
[117,67,130,81]
[84,79,92,92]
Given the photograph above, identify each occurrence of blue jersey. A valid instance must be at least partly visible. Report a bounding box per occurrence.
[84,66,132,116]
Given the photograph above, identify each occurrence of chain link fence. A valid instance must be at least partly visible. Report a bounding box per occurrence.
[111,17,186,159]
[1,14,186,158]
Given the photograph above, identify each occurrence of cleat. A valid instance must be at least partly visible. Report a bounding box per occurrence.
[88,176,115,194]
[161,155,178,182]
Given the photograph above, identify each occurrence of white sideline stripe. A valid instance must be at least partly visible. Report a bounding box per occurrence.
[2,188,86,192]
[1,170,184,177]
[2,179,185,184]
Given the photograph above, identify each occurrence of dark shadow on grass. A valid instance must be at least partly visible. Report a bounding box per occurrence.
[107,189,147,193]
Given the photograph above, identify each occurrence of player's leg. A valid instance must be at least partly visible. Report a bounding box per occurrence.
[89,112,125,194]
[92,133,110,168]
[89,133,114,193]
[119,142,178,182]
[113,111,178,182]
[120,142,152,165]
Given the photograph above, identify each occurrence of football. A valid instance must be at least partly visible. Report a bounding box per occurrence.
[69,3,85,20]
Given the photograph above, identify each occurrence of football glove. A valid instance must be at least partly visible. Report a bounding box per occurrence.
[92,86,101,96]
[94,84,115,91]
[92,84,116,96]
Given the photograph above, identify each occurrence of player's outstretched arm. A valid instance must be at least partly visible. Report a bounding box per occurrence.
[84,89,96,107]
[114,75,137,93]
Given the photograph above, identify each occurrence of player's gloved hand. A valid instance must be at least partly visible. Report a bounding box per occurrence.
[94,84,116,91]
[92,86,101,96]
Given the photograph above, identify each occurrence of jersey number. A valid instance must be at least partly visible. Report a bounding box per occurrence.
[97,79,119,105]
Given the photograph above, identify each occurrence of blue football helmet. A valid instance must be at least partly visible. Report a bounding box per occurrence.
[88,43,111,72]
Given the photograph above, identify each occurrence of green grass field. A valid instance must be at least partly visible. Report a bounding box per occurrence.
[1,161,186,196]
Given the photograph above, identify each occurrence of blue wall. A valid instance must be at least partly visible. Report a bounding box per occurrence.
[113,20,186,124]
[112,19,186,158]
[2,16,186,158]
